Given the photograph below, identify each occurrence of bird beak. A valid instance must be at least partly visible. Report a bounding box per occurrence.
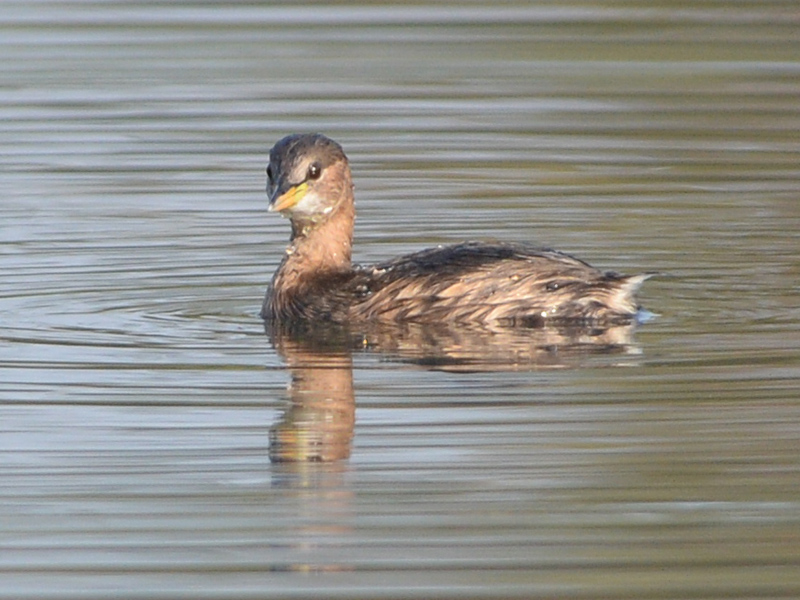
[269,181,308,213]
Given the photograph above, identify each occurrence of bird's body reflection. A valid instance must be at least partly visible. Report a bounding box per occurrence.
[268,325,356,463]
[267,319,643,463]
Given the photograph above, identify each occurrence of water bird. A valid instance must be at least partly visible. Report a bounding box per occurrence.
[261,133,651,327]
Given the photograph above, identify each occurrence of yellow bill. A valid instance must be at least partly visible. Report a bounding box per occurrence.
[270,182,308,213]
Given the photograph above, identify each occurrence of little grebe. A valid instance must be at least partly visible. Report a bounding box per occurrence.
[261,133,650,326]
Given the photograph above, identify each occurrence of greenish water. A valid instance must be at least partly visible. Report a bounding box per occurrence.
[1,2,799,598]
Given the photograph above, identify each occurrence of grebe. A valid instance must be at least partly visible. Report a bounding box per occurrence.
[261,133,650,327]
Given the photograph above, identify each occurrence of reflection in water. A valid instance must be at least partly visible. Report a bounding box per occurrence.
[269,460,356,574]
[267,319,645,462]
[269,328,356,463]
[357,319,644,372]
[266,325,357,574]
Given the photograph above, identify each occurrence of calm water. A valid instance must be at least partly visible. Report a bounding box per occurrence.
[2,1,799,598]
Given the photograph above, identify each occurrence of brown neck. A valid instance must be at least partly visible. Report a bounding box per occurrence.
[265,161,356,322]
[287,197,354,273]
[273,165,356,302]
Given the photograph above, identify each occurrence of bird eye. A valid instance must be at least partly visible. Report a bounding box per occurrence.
[307,162,322,181]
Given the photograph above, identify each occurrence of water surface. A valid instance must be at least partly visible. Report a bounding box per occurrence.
[1,2,799,598]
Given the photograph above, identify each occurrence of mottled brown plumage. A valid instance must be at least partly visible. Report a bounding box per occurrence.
[262,133,650,327]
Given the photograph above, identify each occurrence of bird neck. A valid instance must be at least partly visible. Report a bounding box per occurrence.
[285,190,355,275]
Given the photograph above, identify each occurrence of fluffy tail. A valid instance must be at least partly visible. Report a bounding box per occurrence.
[609,272,657,319]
